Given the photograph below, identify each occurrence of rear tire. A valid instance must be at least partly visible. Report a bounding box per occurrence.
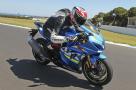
[32,38,50,65]
[82,59,113,86]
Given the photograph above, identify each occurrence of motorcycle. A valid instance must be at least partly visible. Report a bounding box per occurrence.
[27,20,113,86]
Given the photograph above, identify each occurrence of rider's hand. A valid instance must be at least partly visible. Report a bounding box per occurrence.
[76,32,88,44]
[78,32,87,38]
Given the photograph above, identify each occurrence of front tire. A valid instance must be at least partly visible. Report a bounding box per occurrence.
[32,38,50,65]
[82,60,113,86]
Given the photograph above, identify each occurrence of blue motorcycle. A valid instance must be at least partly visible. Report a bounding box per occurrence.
[27,20,113,86]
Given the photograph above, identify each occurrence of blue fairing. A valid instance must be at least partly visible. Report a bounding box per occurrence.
[60,50,80,69]
[78,25,105,54]
[99,52,107,60]
[81,25,105,48]
[64,28,105,66]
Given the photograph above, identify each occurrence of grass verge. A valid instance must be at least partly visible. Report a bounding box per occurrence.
[0,17,36,28]
[101,30,136,46]
[0,16,136,46]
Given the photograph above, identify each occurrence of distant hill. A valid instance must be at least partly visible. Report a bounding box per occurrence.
[0,12,48,19]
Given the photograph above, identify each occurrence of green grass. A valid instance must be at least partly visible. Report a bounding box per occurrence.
[0,17,47,28]
[0,16,136,46]
[0,17,36,28]
[101,30,136,46]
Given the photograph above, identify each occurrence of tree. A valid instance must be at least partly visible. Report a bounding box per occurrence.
[128,7,136,17]
[112,7,128,26]
[97,12,105,18]
[92,7,134,27]
[103,11,113,25]
[92,12,105,24]
[113,7,127,16]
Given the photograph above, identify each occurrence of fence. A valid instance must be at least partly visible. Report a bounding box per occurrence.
[101,25,136,36]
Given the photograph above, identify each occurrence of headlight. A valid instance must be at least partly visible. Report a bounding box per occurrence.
[97,50,103,53]
[94,42,104,50]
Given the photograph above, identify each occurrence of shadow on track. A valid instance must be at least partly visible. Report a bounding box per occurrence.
[7,58,103,90]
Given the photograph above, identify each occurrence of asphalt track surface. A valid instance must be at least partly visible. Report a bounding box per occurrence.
[0,24,136,90]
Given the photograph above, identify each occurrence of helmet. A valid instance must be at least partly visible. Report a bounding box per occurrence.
[72,7,87,25]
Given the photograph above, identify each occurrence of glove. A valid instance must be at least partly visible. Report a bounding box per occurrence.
[78,32,87,38]
[76,32,88,44]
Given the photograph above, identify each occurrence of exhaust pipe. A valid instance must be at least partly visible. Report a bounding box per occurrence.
[27,35,48,60]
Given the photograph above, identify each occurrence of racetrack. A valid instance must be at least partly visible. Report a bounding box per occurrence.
[0,24,136,90]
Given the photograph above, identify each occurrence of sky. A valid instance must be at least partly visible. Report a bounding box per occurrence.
[0,0,136,18]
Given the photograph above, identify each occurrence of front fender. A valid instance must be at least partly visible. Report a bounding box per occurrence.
[99,52,107,60]
[90,53,107,64]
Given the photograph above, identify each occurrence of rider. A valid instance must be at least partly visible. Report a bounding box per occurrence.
[31,6,88,47]
[43,6,87,43]
[30,7,87,60]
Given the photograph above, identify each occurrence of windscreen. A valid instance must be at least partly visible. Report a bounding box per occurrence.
[84,20,100,34]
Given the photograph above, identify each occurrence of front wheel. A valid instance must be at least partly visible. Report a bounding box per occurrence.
[82,60,113,86]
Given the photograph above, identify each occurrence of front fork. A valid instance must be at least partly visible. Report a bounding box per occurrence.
[86,55,92,68]
[86,53,107,69]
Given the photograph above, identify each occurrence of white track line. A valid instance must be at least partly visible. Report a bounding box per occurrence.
[0,23,31,29]
[0,23,136,49]
[106,41,136,49]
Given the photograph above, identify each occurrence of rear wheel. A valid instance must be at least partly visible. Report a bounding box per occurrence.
[82,59,113,86]
[32,38,50,65]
